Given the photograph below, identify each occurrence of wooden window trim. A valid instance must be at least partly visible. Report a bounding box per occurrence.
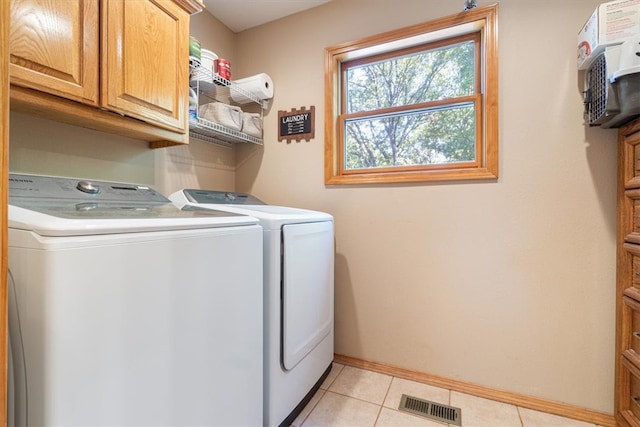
[324,4,498,185]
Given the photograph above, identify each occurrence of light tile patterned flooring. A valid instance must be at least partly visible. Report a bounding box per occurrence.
[291,363,606,427]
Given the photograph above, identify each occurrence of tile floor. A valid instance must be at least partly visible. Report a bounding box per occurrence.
[291,363,606,427]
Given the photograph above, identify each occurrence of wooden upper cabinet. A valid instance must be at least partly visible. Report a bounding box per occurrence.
[8,0,202,146]
[101,0,188,133]
[9,0,99,105]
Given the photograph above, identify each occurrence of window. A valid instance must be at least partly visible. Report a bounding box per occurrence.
[324,5,498,185]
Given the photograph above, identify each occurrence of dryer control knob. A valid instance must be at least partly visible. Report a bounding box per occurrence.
[77,181,100,194]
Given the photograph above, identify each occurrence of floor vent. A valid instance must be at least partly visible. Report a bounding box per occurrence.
[398,394,462,426]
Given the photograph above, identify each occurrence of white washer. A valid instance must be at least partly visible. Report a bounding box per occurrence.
[8,174,263,427]
[169,189,334,427]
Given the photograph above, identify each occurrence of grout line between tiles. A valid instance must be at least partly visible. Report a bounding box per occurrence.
[516,406,525,427]
[325,389,387,407]
[382,374,394,406]
[371,374,395,426]
[372,402,383,426]
[297,389,325,427]
[321,363,343,390]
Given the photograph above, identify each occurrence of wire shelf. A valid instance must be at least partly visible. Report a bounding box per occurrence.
[189,118,263,146]
[188,58,265,148]
[189,60,268,108]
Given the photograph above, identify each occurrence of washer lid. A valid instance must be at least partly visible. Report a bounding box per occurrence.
[9,174,258,236]
[10,173,171,203]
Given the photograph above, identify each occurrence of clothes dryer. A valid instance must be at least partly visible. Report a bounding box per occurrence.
[169,189,334,427]
[8,174,263,426]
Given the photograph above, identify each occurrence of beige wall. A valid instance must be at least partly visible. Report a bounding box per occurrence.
[7,0,618,415]
[235,0,617,414]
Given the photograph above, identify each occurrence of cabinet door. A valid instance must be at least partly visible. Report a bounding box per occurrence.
[1,0,9,424]
[102,0,188,133]
[9,0,99,105]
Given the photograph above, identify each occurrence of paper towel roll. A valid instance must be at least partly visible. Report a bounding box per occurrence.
[230,73,274,103]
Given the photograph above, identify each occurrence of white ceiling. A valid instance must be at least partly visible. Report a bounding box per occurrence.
[201,0,332,33]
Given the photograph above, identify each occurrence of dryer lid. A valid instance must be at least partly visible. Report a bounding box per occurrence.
[171,189,333,230]
[181,189,266,205]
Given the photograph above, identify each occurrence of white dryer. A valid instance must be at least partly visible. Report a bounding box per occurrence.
[8,174,263,427]
[169,189,334,427]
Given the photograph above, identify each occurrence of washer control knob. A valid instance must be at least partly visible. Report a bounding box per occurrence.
[76,181,100,194]
[225,192,236,202]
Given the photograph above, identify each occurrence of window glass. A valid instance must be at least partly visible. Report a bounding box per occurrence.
[345,41,475,114]
[344,103,476,170]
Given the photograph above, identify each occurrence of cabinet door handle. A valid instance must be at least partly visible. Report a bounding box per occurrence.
[634,332,640,340]
[633,395,640,408]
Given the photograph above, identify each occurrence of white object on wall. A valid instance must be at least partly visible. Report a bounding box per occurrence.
[230,73,274,103]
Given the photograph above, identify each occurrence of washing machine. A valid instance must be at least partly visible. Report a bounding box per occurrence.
[169,189,334,427]
[7,174,264,427]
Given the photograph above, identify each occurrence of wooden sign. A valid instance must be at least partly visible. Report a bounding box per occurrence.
[278,106,315,143]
